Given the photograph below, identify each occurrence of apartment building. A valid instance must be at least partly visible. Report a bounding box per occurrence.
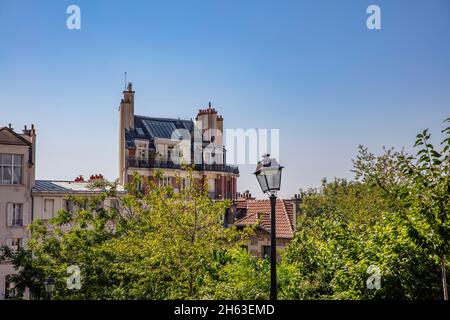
[1,124,126,299]
[0,125,36,299]
[118,83,239,200]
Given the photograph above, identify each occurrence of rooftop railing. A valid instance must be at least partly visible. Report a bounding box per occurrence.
[127,157,239,174]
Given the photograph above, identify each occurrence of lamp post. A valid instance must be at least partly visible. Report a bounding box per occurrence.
[254,154,283,300]
[43,277,55,300]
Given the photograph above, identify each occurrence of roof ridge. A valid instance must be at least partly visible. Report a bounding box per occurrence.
[135,115,193,123]
[279,201,294,238]
[36,179,73,182]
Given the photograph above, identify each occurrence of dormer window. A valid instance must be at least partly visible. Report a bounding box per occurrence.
[136,141,148,161]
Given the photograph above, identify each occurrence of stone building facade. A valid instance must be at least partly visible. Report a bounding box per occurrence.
[0,125,36,299]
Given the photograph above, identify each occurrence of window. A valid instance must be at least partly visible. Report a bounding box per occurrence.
[12,238,21,249]
[63,199,74,212]
[262,245,271,259]
[159,176,171,187]
[136,179,144,193]
[110,199,120,211]
[95,200,104,211]
[136,142,148,161]
[167,146,174,162]
[138,147,146,159]
[208,178,215,192]
[44,199,54,220]
[179,178,193,191]
[7,203,23,226]
[181,178,192,190]
[0,153,22,184]
[4,275,14,300]
[6,238,23,250]
[13,204,22,225]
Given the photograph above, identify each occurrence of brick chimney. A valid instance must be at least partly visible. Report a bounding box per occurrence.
[291,194,301,230]
[19,124,36,185]
[89,174,104,182]
[74,175,85,182]
[195,102,223,144]
[237,190,255,200]
[119,82,135,185]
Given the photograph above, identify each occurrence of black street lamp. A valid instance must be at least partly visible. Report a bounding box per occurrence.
[43,277,55,300]
[254,153,283,300]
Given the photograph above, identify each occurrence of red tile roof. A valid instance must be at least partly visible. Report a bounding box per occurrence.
[234,199,294,239]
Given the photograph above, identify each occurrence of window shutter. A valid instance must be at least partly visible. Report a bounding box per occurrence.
[6,203,13,226]
[22,238,28,249]
[23,202,29,226]
[6,238,12,248]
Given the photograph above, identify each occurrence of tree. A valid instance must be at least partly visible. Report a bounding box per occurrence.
[284,179,442,299]
[284,118,450,299]
[100,169,249,299]
[349,117,449,299]
[395,119,450,300]
[11,168,255,299]
[0,247,45,299]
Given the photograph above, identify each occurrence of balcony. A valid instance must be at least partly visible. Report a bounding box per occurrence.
[128,157,239,174]
[195,163,239,175]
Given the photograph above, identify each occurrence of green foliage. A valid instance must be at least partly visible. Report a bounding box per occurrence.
[283,118,450,299]
[200,248,270,299]
[3,169,262,299]
[0,246,45,299]
[2,119,448,300]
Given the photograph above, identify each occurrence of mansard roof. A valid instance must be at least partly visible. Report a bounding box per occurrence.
[125,115,203,149]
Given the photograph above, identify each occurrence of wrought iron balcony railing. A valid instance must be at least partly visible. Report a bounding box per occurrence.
[127,157,239,174]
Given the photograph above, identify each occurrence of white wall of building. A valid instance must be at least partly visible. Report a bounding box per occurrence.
[0,143,33,299]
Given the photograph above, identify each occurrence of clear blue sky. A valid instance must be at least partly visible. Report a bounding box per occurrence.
[1,0,449,198]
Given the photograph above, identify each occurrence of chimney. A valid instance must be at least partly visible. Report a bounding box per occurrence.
[120,82,135,129]
[194,102,223,144]
[89,174,104,182]
[237,190,255,200]
[119,82,135,185]
[291,194,302,230]
[26,124,37,185]
[74,175,85,182]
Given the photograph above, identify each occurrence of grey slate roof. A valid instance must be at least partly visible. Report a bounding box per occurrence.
[32,180,125,193]
[125,115,200,149]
